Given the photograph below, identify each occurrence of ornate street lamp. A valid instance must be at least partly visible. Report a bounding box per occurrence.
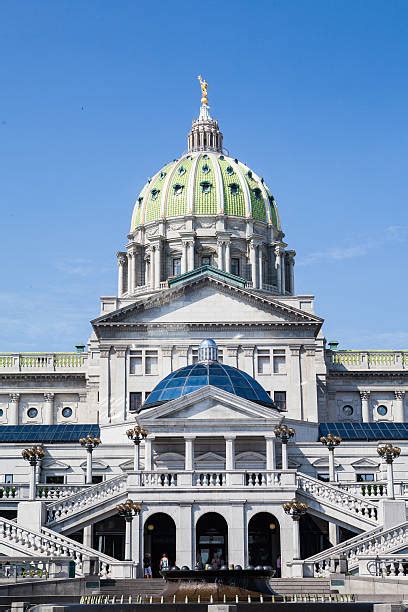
[116,499,142,561]
[22,446,45,500]
[79,435,101,484]
[320,433,341,482]
[126,425,148,471]
[274,424,295,470]
[283,499,308,561]
[377,443,401,499]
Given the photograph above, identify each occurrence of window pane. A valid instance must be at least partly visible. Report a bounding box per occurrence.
[130,392,142,411]
[231,258,240,276]
[274,391,286,411]
[173,258,181,276]
[4,474,13,484]
[192,349,199,364]
[257,350,270,374]
[130,351,142,375]
[273,350,286,374]
[145,352,158,375]
[46,475,64,485]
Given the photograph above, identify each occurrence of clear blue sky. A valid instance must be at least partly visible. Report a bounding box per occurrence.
[1,0,407,351]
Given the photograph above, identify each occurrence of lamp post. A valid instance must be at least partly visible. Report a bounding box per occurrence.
[79,435,101,484]
[22,446,45,500]
[283,499,308,560]
[377,443,401,500]
[320,433,342,482]
[126,425,148,471]
[116,499,141,561]
[274,424,295,470]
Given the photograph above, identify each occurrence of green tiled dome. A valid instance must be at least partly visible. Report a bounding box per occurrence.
[130,152,280,232]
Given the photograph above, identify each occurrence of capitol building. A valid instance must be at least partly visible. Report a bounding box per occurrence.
[0,79,407,584]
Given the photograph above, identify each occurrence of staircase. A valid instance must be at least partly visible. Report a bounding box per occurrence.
[46,475,127,533]
[268,577,331,595]
[0,517,134,579]
[98,578,165,596]
[297,473,378,531]
[305,520,408,576]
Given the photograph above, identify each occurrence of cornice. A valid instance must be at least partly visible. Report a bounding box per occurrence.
[0,373,86,382]
[328,370,408,379]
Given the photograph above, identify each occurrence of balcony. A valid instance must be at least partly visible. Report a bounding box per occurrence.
[0,353,88,374]
[327,350,408,372]
[131,469,297,489]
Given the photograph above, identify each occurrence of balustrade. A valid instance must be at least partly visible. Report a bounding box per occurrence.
[328,350,408,371]
[37,484,89,500]
[0,352,87,372]
[338,481,388,498]
[140,470,289,488]
[359,555,408,577]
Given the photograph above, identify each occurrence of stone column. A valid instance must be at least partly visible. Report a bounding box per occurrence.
[181,241,188,275]
[394,391,405,422]
[177,504,193,569]
[43,393,54,426]
[360,391,371,422]
[217,240,224,270]
[265,435,276,470]
[125,516,133,561]
[83,525,93,548]
[185,436,195,471]
[132,510,141,576]
[127,252,134,294]
[8,393,20,425]
[329,522,339,546]
[225,241,231,273]
[281,252,286,294]
[144,436,153,471]
[85,449,93,485]
[117,254,126,297]
[292,516,301,560]
[242,345,255,377]
[258,245,263,289]
[187,240,195,271]
[387,460,395,500]
[229,502,245,567]
[281,441,289,471]
[133,441,141,472]
[154,243,161,289]
[274,246,282,293]
[249,241,258,288]
[288,252,295,294]
[328,448,336,482]
[29,462,37,500]
[225,435,236,471]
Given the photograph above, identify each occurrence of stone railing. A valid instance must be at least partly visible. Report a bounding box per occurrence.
[37,484,89,500]
[46,475,127,524]
[297,473,378,524]
[0,486,23,500]
[306,521,408,576]
[0,556,72,582]
[139,470,296,488]
[327,350,408,371]
[338,481,388,498]
[358,555,408,577]
[0,352,87,373]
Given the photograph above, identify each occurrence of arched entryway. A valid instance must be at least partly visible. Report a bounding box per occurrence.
[93,514,125,559]
[196,512,228,569]
[248,512,280,574]
[144,513,176,576]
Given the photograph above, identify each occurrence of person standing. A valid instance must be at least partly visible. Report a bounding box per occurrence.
[159,552,169,576]
[143,552,152,579]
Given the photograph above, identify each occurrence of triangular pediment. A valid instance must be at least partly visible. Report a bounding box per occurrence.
[42,459,70,471]
[312,457,341,468]
[195,451,225,464]
[351,458,379,469]
[80,459,109,471]
[138,386,281,423]
[92,274,322,329]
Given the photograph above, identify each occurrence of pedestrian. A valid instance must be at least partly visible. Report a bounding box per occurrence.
[143,552,152,579]
[159,552,169,576]
[276,555,281,578]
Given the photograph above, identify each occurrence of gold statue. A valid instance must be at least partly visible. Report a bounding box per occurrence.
[198,75,208,105]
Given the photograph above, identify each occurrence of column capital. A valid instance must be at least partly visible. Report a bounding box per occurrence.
[113,346,127,358]
[184,434,196,440]
[9,393,20,402]
[224,434,236,441]
[44,393,55,402]
[99,346,112,359]
[264,433,276,440]
[289,345,302,356]
[360,390,370,400]
[242,345,255,357]
[161,347,173,358]
[117,252,127,266]
[395,390,405,400]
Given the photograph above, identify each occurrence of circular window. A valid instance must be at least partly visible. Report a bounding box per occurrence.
[343,405,354,416]
[62,407,73,418]
[377,405,388,416]
[27,407,38,419]
[0,409,3,418]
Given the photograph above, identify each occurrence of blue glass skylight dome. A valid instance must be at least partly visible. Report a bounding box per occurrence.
[139,339,275,412]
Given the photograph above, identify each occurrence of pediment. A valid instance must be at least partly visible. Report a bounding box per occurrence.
[80,459,109,471]
[312,457,340,468]
[92,275,322,329]
[42,459,70,471]
[139,386,281,423]
[195,451,225,464]
[351,458,379,469]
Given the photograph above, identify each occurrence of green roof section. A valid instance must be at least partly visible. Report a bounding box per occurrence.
[194,154,217,215]
[165,157,193,218]
[144,161,175,223]
[240,164,267,222]
[167,265,247,289]
[218,157,246,217]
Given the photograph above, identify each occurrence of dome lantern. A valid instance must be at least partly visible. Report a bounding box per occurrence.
[198,338,218,363]
[188,76,223,153]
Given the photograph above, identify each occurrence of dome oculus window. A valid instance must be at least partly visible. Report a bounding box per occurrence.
[247,170,253,178]
[202,154,209,160]
[178,166,186,176]
[219,155,224,160]
[151,188,160,200]
[229,183,240,195]
[62,406,73,418]
[173,184,184,196]
[200,181,212,194]
[27,407,38,419]
[342,405,354,417]
[159,171,166,180]
[202,164,210,174]
[226,165,234,175]
[377,405,388,416]
[253,188,262,200]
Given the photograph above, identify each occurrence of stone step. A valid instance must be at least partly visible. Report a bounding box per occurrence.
[99,578,165,595]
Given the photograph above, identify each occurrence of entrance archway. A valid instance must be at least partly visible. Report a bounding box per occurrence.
[94,514,125,559]
[196,512,228,568]
[248,512,280,573]
[144,513,176,576]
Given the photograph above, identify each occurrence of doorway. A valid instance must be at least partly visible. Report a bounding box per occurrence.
[196,512,228,568]
[248,512,280,573]
[144,513,176,576]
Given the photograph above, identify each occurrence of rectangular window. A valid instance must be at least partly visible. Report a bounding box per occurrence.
[129,392,142,412]
[356,473,375,482]
[273,349,286,374]
[274,391,287,411]
[218,348,223,363]
[317,473,330,482]
[45,475,64,485]
[172,258,181,277]
[192,348,199,364]
[145,350,158,375]
[129,350,143,375]
[201,256,211,266]
[144,391,151,401]
[231,258,240,276]
[4,474,13,485]
[257,349,270,375]
[92,475,103,484]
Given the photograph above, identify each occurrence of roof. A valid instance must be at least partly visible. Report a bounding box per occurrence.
[0,424,100,444]
[138,361,276,411]
[130,152,280,230]
[319,422,408,441]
